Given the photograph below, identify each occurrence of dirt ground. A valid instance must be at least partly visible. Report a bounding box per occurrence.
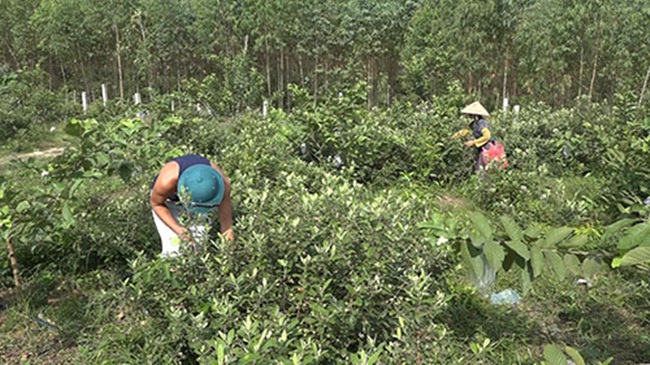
[0,147,65,166]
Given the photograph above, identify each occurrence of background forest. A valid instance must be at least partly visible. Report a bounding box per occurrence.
[1,0,650,118]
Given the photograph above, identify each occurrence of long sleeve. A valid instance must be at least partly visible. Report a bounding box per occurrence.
[452,128,471,139]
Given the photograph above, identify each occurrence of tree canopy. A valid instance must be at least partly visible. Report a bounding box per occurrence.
[0,0,648,108]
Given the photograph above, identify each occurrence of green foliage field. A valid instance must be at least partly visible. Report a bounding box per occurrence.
[0,83,649,364]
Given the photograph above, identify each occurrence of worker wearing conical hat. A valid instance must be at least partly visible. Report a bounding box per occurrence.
[453,101,495,172]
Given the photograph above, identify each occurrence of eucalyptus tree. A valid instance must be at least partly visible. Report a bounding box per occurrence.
[0,0,41,71]
[341,0,415,108]
[190,0,245,66]
[594,0,650,103]
[128,0,198,93]
[401,0,499,100]
[0,1,18,69]
[30,0,103,92]
[84,0,137,99]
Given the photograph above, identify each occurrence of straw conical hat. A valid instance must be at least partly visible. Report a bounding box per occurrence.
[460,101,490,117]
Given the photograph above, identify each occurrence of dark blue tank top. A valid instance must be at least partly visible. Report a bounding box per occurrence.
[151,154,211,201]
[470,118,489,139]
[470,118,495,147]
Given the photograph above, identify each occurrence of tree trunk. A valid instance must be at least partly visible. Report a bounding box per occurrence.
[7,233,20,292]
[589,50,599,99]
[639,65,650,108]
[287,51,292,111]
[265,38,271,97]
[313,56,319,105]
[367,58,373,110]
[115,25,124,99]
[324,60,329,91]
[578,46,584,97]
[467,49,473,94]
[385,57,390,106]
[60,64,67,85]
[77,46,90,94]
[176,67,181,95]
[136,12,152,90]
[502,46,509,103]
[298,55,304,86]
[278,45,284,109]
[47,57,54,90]
[387,55,398,106]
[2,38,19,68]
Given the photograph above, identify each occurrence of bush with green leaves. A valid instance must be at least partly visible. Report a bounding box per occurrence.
[0,69,77,144]
[180,53,265,117]
[79,171,455,364]
[0,114,190,283]
[2,86,650,364]
[499,99,650,209]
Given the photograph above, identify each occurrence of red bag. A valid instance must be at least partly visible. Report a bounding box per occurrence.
[480,141,509,170]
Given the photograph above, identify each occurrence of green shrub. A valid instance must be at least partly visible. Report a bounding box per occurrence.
[0,70,77,144]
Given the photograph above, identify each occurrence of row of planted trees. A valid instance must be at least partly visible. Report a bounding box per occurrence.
[1,0,649,111]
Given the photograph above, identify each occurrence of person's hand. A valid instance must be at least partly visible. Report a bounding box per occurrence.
[464,140,475,148]
[178,228,196,248]
[222,227,236,242]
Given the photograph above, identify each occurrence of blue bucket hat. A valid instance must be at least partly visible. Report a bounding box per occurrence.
[177,164,225,214]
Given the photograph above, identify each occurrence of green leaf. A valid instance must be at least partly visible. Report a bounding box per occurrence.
[545,250,566,280]
[66,181,83,200]
[461,241,483,281]
[502,251,517,271]
[470,212,493,241]
[559,234,588,249]
[16,201,29,213]
[500,215,523,241]
[521,263,532,296]
[216,341,225,364]
[62,203,73,223]
[504,239,530,260]
[513,254,527,270]
[96,152,110,166]
[618,246,650,267]
[564,346,586,365]
[117,161,134,183]
[600,357,614,365]
[469,230,484,249]
[543,226,574,248]
[483,240,505,271]
[368,345,384,365]
[581,257,601,279]
[524,224,541,238]
[617,223,650,251]
[64,119,83,137]
[601,218,637,241]
[530,245,543,278]
[240,353,261,364]
[543,345,567,365]
[564,254,582,275]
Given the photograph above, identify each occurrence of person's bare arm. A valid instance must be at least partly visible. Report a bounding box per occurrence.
[150,162,187,236]
[211,162,235,242]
